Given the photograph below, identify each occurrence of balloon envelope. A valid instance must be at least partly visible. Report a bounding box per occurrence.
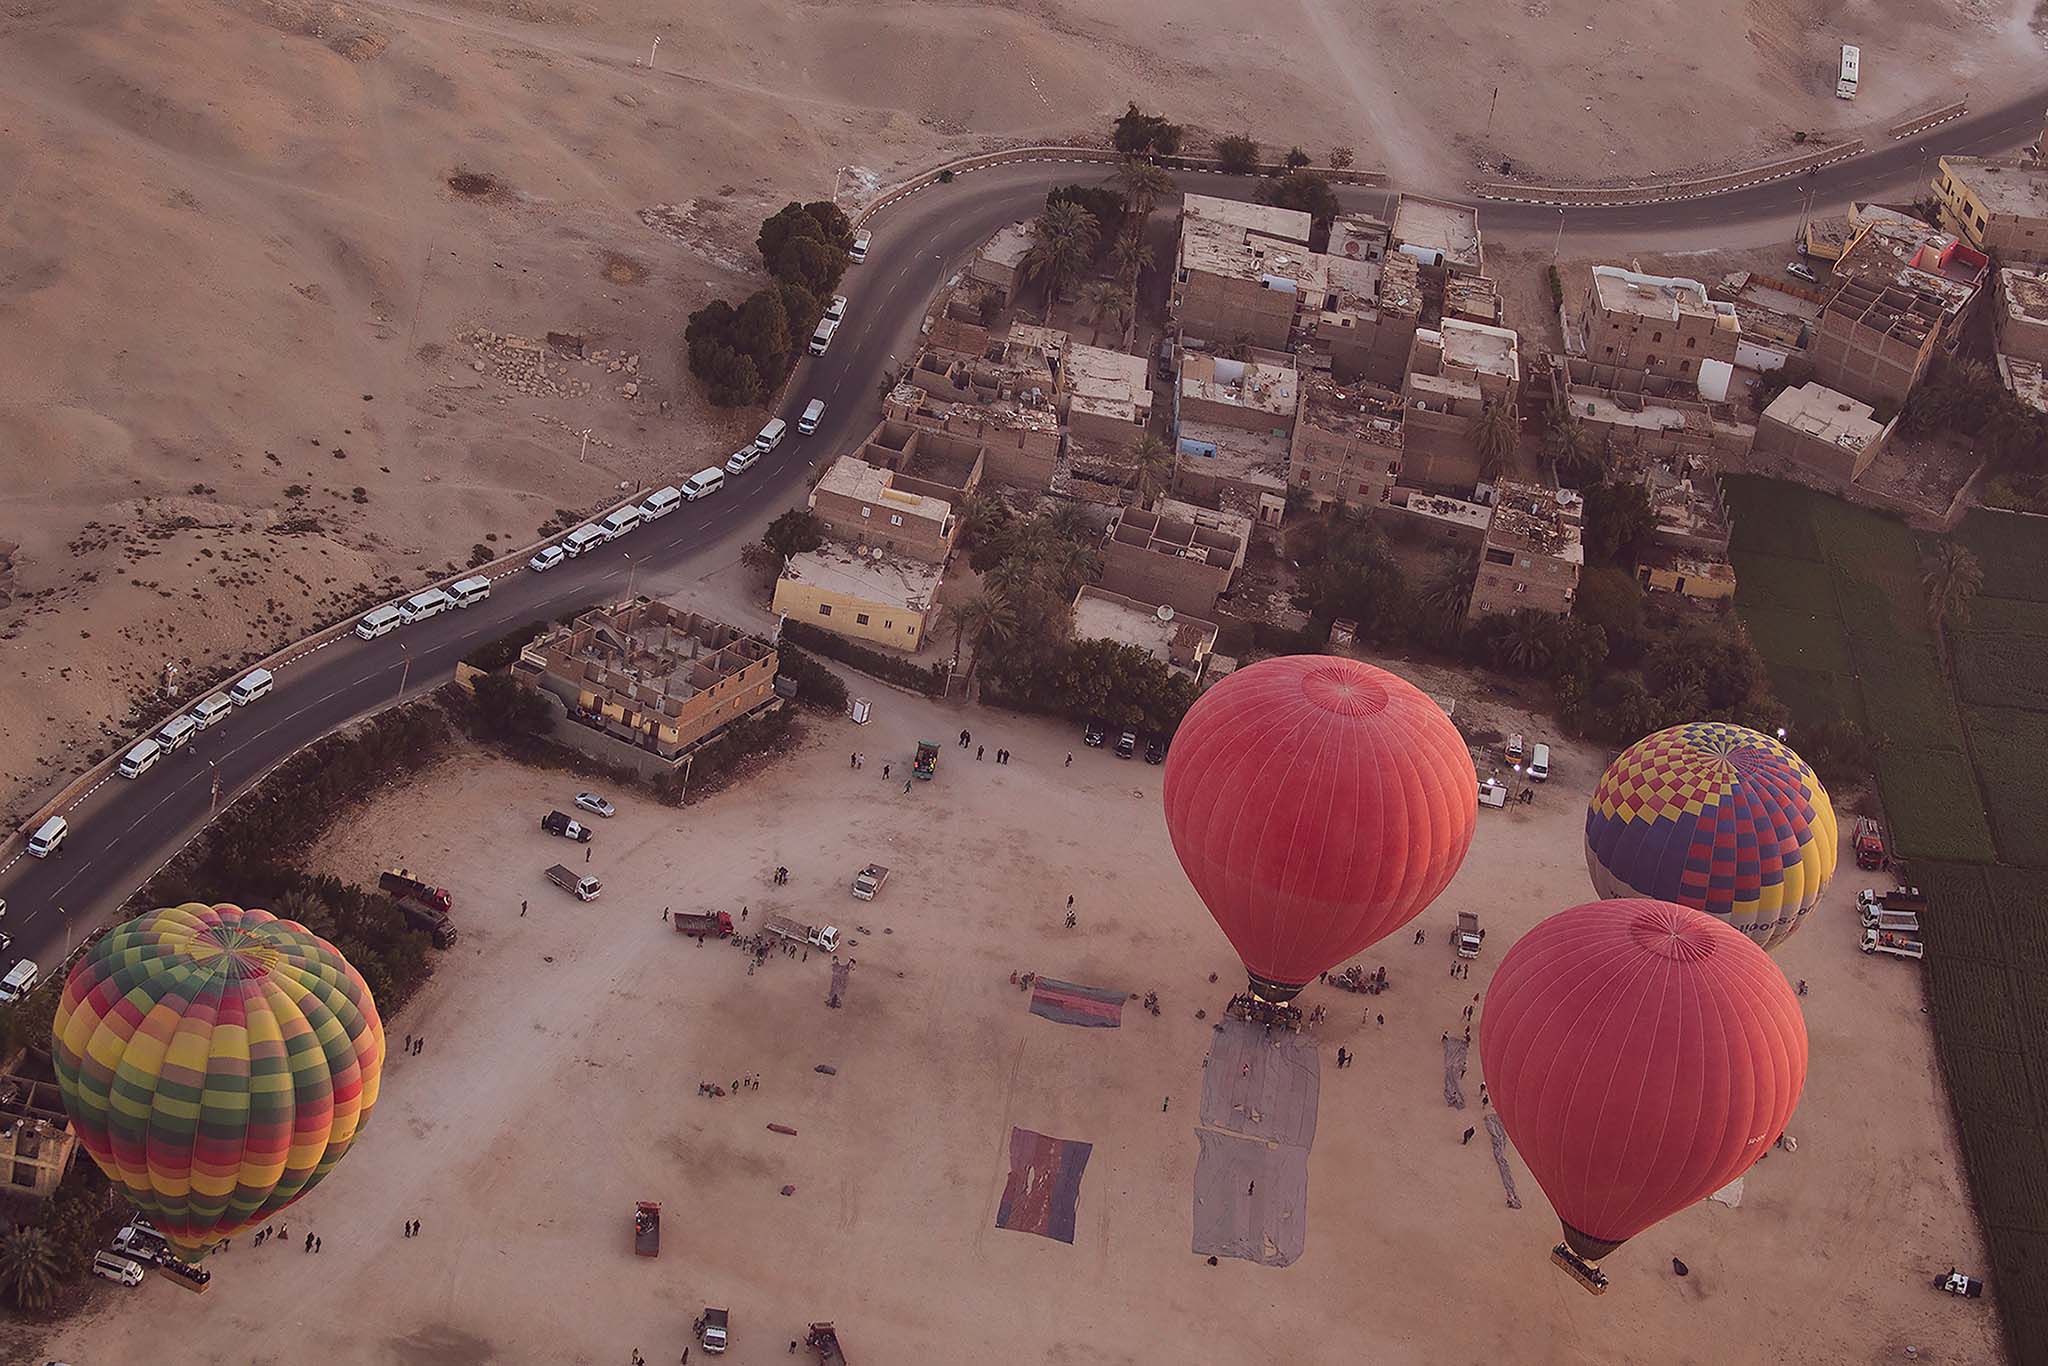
[53,903,385,1258]
[1584,721,1836,950]
[1479,898,1807,1262]
[1162,654,1476,999]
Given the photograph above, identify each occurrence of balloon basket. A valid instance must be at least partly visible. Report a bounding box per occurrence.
[1550,1244,1608,1295]
[1224,992,1304,1032]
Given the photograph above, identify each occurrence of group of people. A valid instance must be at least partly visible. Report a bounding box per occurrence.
[958,729,1016,764]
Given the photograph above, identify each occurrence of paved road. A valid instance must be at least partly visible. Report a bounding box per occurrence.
[3,97,2041,974]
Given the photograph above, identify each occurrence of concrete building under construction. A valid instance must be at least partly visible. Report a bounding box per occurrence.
[0,1065,78,1202]
[1468,481,1584,621]
[1808,277,1944,406]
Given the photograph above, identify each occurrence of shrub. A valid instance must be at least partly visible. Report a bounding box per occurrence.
[1214,133,1261,174]
[468,543,494,568]
[1111,103,1184,157]
[776,644,850,713]
[780,620,948,696]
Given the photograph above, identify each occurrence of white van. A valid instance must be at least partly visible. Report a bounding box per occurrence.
[449,575,492,607]
[799,399,826,435]
[356,604,403,639]
[190,694,233,730]
[848,229,871,263]
[120,739,163,779]
[563,524,609,557]
[809,318,839,355]
[27,816,66,858]
[154,713,198,753]
[229,668,274,705]
[640,486,682,521]
[400,589,454,625]
[1527,743,1552,782]
[598,505,643,539]
[91,1250,145,1287]
[755,417,787,452]
[0,959,41,1003]
[681,467,725,502]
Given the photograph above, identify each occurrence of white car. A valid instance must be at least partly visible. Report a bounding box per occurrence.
[825,294,848,323]
[1786,261,1819,283]
[529,545,566,572]
[725,447,760,475]
[574,792,615,818]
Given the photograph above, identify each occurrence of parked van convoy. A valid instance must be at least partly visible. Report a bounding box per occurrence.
[640,486,682,520]
[154,713,197,753]
[1527,743,1552,782]
[356,604,403,639]
[681,467,725,501]
[400,588,454,625]
[755,418,787,451]
[563,525,609,557]
[598,505,643,539]
[809,318,838,355]
[0,958,41,1003]
[190,694,233,730]
[120,739,163,779]
[27,816,67,857]
[448,575,492,608]
[229,668,273,705]
[799,399,826,434]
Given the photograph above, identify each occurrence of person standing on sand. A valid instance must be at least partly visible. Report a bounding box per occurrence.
[1066,752,1073,767]
[883,763,890,778]
[904,778,913,793]
[976,745,984,760]
[521,899,527,917]
[1462,1127,1476,1145]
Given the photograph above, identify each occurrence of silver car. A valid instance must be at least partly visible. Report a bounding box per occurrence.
[574,792,615,818]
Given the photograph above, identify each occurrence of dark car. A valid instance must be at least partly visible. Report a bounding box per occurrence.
[1116,731,1137,759]
[1144,737,1166,765]
[1083,720,1106,747]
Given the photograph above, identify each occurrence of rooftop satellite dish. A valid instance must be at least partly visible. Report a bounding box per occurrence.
[1156,605,1176,622]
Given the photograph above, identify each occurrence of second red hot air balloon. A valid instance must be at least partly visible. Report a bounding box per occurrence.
[1162,654,1476,1002]
[1479,898,1807,1292]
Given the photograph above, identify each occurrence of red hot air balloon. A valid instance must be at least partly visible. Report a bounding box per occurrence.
[1162,655,1476,1002]
[1479,898,1807,1290]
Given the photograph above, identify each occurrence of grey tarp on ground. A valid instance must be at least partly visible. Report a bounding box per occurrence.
[1191,1128,1311,1266]
[1485,1113,1522,1209]
[1198,1018,1321,1149]
[1443,1035,1469,1109]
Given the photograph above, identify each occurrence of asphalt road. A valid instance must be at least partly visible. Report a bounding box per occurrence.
[3,96,2042,973]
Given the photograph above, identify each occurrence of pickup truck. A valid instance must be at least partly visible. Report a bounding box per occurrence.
[851,864,890,901]
[699,1306,730,1354]
[545,864,602,901]
[1455,911,1482,959]
[673,910,734,939]
[633,1201,660,1257]
[1861,927,1923,960]
[804,1322,848,1364]
[542,810,594,842]
[378,870,459,948]
[763,913,839,953]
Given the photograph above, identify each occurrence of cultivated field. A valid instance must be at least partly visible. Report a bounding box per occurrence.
[25,678,1998,1365]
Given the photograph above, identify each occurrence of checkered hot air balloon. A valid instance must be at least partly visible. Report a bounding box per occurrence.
[52,903,385,1260]
[1584,722,1837,951]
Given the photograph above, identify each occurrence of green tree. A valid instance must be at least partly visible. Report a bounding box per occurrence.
[1494,609,1559,674]
[1283,146,1312,168]
[1254,171,1341,231]
[1128,433,1173,505]
[773,235,846,297]
[1116,155,1175,223]
[1080,278,1127,336]
[470,673,555,739]
[762,509,824,566]
[1046,184,1126,253]
[1327,146,1355,170]
[1475,397,1519,485]
[1581,480,1657,566]
[1020,201,1100,315]
[1111,103,1183,156]
[739,540,780,584]
[1544,390,1599,487]
[1214,133,1261,174]
[733,287,792,378]
[1922,541,1984,673]
[0,1225,64,1312]
[1418,551,1479,639]
[1573,566,1645,649]
[775,280,822,352]
[951,588,1018,688]
[1110,228,1154,284]
[757,200,853,266]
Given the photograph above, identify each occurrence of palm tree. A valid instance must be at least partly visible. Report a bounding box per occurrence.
[1044,499,1093,544]
[1020,202,1099,317]
[952,588,1018,690]
[1128,433,1173,506]
[1419,551,1478,634]
[1080,280,1126,340]
[983,553,1041,598]
[1111,226,1154,284]
[1544,390,1593,485]
[0,1225,64,1311]
[1116,155,1175,224]
[1499,609,1557,674]
[1923,541,1984,672]
[1475,397,1519,485]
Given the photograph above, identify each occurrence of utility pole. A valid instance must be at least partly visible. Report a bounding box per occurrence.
[1483,86,1499,143]
[578,429,592,463]
[209,759,221,814]
[396,643,411,703]
[1551,207,1567,262]
[623,551,638,601]
[647,35,660,68]
[60,905,72,961]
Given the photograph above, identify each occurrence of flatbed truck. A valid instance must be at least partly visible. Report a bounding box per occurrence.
[545,864,602,901]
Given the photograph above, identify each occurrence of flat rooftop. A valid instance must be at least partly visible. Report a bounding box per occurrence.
[1485,481,1585,564]
[2001,354,2048,415]
[1565,387,1695,434]
[1762,381,1883,451]
[1175,421,1290,487]
[979,221,1034,269]
[1065,342,1152,420]
[1180,217,1327,289]
[1393,489,1491,532]
[1391,195,1481,270]
[1182,192,1312,246]
[1436,318,1520,381]
[2002,267,2048,327]
[1071,585,1218,668]
[1592,265,1729,324]
[1180,353,1299,417]
[1301,375,1404,441]
[814,456,954,524]
[1942,156,2048,219]
[781,545,941,612]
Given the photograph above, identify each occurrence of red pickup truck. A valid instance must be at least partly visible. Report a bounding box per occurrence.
[674,910,735,940]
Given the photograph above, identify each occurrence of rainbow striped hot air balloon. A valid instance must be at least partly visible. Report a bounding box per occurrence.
[52,903,384,1259]
[1584,722,1837,951]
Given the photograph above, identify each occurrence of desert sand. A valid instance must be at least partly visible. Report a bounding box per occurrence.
[22,662,2002,1365]
[3,0,2040,819]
